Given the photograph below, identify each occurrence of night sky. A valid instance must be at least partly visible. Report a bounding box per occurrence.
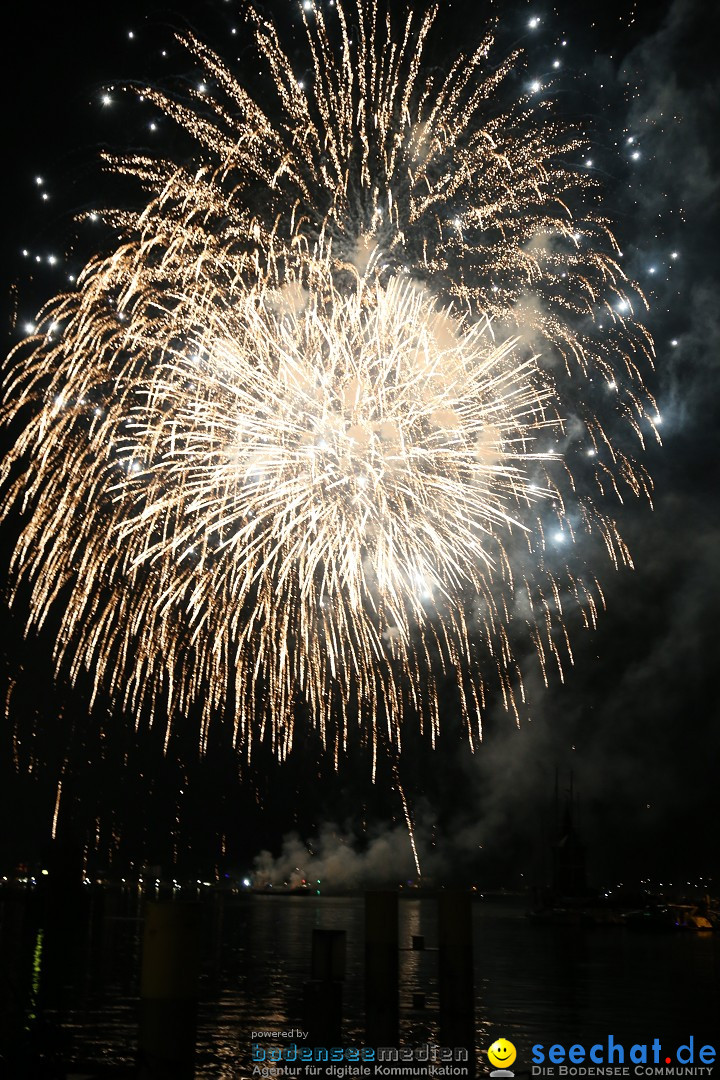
[1,0,718,891]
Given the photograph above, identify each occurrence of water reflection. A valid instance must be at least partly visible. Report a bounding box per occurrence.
[1,892,718,1078]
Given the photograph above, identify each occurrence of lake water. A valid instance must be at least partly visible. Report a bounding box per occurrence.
[1,890,718,1078]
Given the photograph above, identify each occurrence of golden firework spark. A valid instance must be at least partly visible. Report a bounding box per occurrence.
[1,0,656,762]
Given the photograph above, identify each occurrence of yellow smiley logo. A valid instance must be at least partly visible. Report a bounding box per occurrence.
[487,1038,517,1070]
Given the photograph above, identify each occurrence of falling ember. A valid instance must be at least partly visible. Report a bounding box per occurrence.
[52,780,63,841]
[393,764,422,882]
[1,0,656,761]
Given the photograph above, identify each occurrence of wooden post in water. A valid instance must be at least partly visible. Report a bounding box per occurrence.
[438,891,475,1076]
[304,929,346,1046]
[138,901,202,1079]
[364,891,399,1047]
[312,928,346,983]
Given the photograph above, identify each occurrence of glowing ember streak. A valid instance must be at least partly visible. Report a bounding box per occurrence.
[393,764,422,881]
[52,779,63,841]
[1,1,656,761]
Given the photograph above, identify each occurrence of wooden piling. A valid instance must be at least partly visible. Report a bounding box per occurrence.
[438,891,475,1076]
[304,929,346,1045]
[364,891,399,1046]
[138,901,202,1079]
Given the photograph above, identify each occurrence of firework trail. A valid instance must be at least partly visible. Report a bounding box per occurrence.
[392,762,422,881]
[1,0,656,762]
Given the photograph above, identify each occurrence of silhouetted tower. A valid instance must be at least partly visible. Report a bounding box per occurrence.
[551,771,587,897]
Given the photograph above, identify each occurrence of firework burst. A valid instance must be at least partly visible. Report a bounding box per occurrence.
[2,0,656,761]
